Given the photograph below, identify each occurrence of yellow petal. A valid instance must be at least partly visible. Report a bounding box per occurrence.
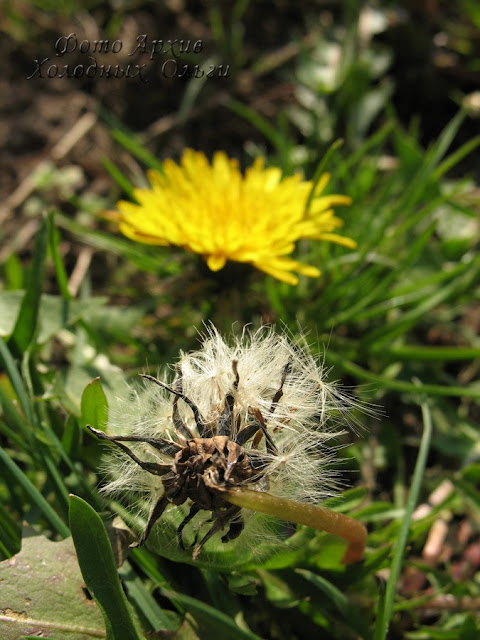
[207,254,227,271]
[317,233,357,248]
[112,149,355,285]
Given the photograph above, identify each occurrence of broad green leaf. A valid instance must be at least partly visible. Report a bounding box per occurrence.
[69,495,144,640]
[0,534,105,639]
[144,503,298,572]
[85,303,144,336]
[81,378,109,430]
[58,364,126,417]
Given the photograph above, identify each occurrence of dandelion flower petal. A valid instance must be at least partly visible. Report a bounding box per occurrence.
[114,149,355,284]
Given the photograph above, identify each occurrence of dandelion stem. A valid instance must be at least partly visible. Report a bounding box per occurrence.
[223,488,367,564]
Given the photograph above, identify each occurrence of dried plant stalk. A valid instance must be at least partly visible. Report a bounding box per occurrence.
[223,488,367,564]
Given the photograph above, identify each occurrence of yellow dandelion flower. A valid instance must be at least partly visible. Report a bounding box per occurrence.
[115,149,356,285]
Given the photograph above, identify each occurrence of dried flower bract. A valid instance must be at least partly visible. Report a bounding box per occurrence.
[89,326,367,562]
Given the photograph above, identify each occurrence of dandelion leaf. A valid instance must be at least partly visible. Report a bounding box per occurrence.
[0,291,107,344]
[81,377,109,431]
[0,534,105,639]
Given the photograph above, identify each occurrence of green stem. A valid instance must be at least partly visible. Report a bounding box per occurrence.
[373,393,434,640]
[224,488,367,564]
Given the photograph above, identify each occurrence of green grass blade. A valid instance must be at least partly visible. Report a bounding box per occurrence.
[304,139,344,213]
[69,495,144,640]
[118,562,181,631]
[349,259,475,323]
[433,135,480,180]
[35,406,102,507]
[426,109,465,168]
[129,546,178,592]
[379,344,480,361]
[7,216,48,356]
[360,253,480,348]
[0,389,33,449]
[161,589,262,640]
[227,98,291,160]
[326,351,480,399]
[0,499,21,557]
[336,120,394,175]
[373,389,433,640]
[295,569,370,638]
[398,111,464,212]
[41,452,70,515]
[0,338,34,426]
[47,211,72,300]
[54,212,170,273]
[328,219,438,326]
[102,159,137,201]
[0,446,69,537]
[111,128,164,172]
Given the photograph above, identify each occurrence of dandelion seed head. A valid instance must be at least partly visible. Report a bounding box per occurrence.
[95,325,369,563]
